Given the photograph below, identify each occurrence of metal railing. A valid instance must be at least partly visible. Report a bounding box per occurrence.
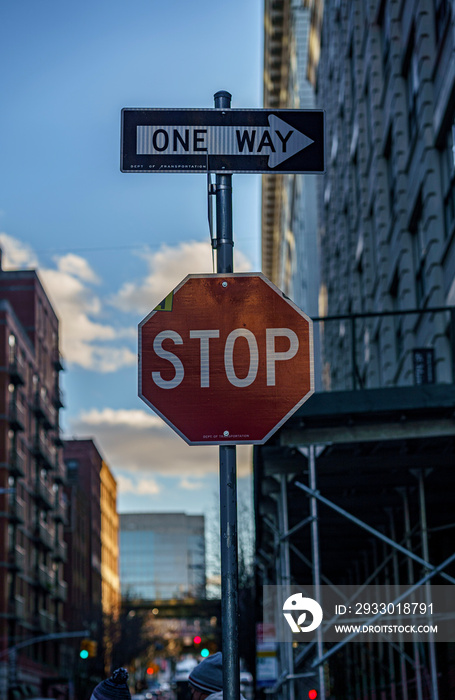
[313,306,455,392]
[8,399,26,431]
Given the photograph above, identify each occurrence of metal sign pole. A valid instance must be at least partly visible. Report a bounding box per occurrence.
[214,89,240,700]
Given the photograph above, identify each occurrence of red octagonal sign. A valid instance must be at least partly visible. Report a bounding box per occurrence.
[138,273,314,445]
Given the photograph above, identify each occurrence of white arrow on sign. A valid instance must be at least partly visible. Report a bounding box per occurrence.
[136,114,314,168]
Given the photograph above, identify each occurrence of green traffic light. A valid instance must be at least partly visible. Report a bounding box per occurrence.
[80,650,89,659]
[200,648,209,658]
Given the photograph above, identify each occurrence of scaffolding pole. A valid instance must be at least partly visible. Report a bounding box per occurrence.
[416,470,439,700]
[387,507,408,700]
[279,474,295,700]
[398,488,424,700]
[294,481,455,585]
[308,445,326,700]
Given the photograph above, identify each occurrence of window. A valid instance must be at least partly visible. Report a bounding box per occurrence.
[404,34,419,142]
[435,0,451,44]
[384,128,396,218]
[8,334,16,364]
[410,195,426,306]
[364,80,373,157]
[390,269,404,359]
[65,459,79,482]
[440,122,455,238]
[349,41,357,109]
[355,254,365,314]
[369,206,379,273]
[380,1,391,83]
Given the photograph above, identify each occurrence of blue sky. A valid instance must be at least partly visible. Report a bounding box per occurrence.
[0,0,262,515]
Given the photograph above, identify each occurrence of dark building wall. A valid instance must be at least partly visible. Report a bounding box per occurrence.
[315,0,455,389]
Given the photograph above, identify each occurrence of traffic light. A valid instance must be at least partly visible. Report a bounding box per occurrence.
[80,638,97,659]
[308,691,318,700]
[80,639,90,659]
[193,636,209,657]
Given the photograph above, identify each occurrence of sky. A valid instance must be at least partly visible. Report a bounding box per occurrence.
[0,0,263,517]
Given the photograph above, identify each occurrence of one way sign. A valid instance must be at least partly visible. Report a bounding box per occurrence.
[121,108,325,174]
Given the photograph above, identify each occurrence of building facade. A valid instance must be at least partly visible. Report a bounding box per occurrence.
[316,0,455,390]
[0,254,121,697]
[119,513,206,601]
[0,254,67,698]
[262,0,323,395]
[263,0,320,319]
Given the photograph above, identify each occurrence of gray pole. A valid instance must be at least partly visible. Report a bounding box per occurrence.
[214,90,239,700]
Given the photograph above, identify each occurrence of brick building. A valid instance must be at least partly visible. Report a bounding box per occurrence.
[0,253,67,698]
[0,253,121,698]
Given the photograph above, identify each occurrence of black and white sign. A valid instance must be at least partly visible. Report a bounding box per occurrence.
[121,108,325,174]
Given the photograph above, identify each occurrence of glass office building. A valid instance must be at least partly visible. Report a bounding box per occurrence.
[119,513,205,600]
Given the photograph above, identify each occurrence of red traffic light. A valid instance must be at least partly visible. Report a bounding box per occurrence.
[193,636,202,645]
[308,691,318,700]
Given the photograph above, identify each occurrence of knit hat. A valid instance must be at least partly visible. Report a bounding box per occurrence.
[188,652,223,694]
[90,668,131,700]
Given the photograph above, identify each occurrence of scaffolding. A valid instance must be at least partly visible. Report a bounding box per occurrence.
[254,308,455,700]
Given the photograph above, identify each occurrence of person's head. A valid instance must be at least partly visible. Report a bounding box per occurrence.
[90,668,131,700]
[188,652,223,700]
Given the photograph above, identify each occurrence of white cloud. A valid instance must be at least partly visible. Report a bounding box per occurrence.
[70,406,253,479]
[0,234,135,373]
[0,232,38,268]
[116,474,161,496]
[111,240,251,315]
[179,478,204,491]
[41,254,137,372]
[54,253,100,283]
[78,407,163,430]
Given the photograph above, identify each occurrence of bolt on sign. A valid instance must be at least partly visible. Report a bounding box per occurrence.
[138,273,314,445]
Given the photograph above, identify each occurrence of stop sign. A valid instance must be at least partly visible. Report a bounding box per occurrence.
[138,273,313,445]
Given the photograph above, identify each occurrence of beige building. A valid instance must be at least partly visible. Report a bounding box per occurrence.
[100,460,121,672]
[101,460,120,617]
[64,438,121,684]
